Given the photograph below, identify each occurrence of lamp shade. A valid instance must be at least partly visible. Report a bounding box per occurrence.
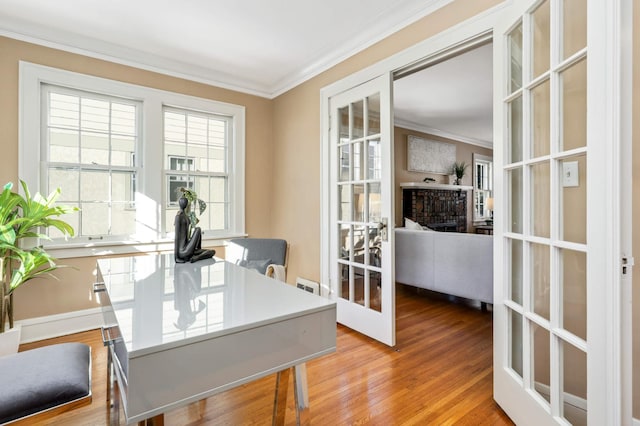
[486,197,494,211]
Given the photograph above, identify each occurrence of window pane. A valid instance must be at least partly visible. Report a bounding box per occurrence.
[531,79,550,158]
[352,100,364,139]
[353,184,365,222]
[509,168,523,233]
[561,249,587,341]
[111,103,137,136]
[532,243,551,321]
[509,21,523,93]
[81,202,109,235]
[367,139,381,179]
[339,184,351,221]
[509,96,523,163]
[49,92,79,129]
[111,203,136,236]
[366,94,380,136]
[48,168,79,201]
[353,142,363,181]
[561,58,587,151]
[367,182,381,222]
[80,98,109,132]
[532,322,551,404]
[81,131,109,165]
[531,161,550,238]
[80,170,109,201]
[339,144,350,182]
[49,128,79,163]
[48,203,80,239]
[111,171,135,203]
[510,238,523,305]
[112,136,136,167]
[339,224,351,261]
[562,0,587,60]
[510,309,523,377]
[562,341,587,425]
[532,0,551,79]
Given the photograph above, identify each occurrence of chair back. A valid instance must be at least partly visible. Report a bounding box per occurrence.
[226,238,288,275]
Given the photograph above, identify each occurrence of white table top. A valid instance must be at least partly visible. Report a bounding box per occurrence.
[97,254,335,358]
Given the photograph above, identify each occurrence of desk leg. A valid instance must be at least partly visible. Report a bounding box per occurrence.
[293,364,310,425]
[273,368,290,426]
[273,365,310,426]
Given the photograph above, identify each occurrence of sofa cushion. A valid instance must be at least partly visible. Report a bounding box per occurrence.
[0,342,91,424]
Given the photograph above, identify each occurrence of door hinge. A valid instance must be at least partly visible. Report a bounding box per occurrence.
[622,256,634,275]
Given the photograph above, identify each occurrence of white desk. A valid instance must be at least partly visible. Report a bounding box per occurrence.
[95,254,336,424]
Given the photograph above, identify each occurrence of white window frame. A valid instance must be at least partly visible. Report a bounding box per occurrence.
[19,62,245,258]
[473,153,493,223]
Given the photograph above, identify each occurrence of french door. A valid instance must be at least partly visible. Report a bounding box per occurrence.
[493,0,630,424]
[328,74,395,346]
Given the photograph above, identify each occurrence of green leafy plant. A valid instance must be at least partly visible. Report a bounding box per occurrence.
[0,181,77,332]
[451,161,469,185]
[177,187,207,237]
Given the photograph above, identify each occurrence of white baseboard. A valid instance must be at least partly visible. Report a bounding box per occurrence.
[14,308,103,344]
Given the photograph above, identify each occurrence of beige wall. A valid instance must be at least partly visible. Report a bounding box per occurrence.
[0,36,273,319]
[393,126,493,230]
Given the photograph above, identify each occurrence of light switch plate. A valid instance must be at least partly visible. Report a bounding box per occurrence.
[563,161,579,187]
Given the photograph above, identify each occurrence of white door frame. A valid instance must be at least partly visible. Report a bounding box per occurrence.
[320,3,507,298]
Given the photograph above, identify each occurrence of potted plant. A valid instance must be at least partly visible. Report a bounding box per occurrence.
[177,187,207,237]
[0,181,77,334]
[451,161,469,185]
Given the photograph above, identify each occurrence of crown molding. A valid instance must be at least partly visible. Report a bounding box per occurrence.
[0,25,273,99]
[394,118,493,150]
[0,0,454,100]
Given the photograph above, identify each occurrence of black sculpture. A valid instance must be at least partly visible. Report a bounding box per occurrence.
[174,196,215,263]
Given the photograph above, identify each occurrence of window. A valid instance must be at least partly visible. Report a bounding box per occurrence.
[163,108,231,233]
[43,85,141,240]
[20,62,245,255]
[473,154,493,222]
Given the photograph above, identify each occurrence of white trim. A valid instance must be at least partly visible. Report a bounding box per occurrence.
[19,62,246,257]
[394,118,493,149]
[0,28,273,99]
[1,1,455,99]
[14,308,103,344]
[534,382,587,411]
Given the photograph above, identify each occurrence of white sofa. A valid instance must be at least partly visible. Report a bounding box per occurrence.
[395,228,493,305]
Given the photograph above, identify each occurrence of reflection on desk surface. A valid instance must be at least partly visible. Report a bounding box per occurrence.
[97,254,334,354]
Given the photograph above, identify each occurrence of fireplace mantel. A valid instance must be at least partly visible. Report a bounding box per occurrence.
[400,182,473,191]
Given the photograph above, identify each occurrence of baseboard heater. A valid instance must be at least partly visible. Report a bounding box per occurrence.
[296,277,320,295]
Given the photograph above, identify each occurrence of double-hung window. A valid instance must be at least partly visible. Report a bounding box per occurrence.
[43,85,141,241]
[473,154,493,222]
[20,62,245,256]
[163,107,231,233]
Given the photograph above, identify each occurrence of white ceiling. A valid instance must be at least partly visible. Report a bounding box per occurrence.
[394,43,493,147]
[0,0,492,147]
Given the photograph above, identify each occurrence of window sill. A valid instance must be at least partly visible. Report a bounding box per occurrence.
[44,233,247,260]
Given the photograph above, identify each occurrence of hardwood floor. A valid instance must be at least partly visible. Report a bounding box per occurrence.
[18,284,513,425]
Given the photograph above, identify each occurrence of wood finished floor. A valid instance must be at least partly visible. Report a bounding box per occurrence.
[18,284,514,425]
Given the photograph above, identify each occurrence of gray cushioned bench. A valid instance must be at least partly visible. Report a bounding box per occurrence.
[0,342,91,424]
